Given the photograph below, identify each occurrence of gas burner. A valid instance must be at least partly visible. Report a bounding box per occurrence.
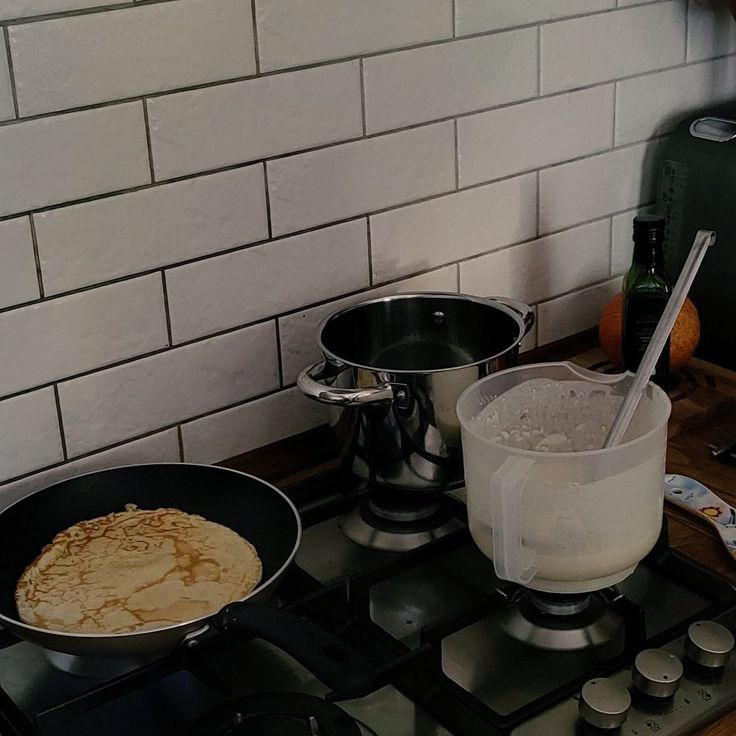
[189,693,374,736]
[340,489,462,551]
[498,589,625,651]
[44,650,155,679]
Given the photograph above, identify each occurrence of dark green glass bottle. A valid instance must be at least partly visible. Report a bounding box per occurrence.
[622,215,671,389]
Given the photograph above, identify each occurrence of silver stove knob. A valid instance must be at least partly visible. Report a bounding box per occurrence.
[685,620,735,669]
[632,649,683,698]
[578,678,631,730]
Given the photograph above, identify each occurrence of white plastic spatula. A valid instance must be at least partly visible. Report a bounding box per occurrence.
[603,229,716,449]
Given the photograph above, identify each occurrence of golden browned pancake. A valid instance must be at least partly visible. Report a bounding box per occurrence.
[15,505,262,634]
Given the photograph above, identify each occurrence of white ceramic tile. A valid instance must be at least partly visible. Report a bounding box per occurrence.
[0,274,168,398]
[268,123,455,236]
[0,103,150,218]
[539,141,658,234]
[278,266,458,385]
[0,388,63,483]
[148,62,363,181]
[9,0,256,116]
[538,277,622,345]
[458,85,614,186]
[0,35,14,122]
[363,30,537,134]
[166,220,370,343]
[460,220,611,304]
[35,167,268,295]
[617,0,660,5]
[255,0,452,72]
[59,322,279,457]
[0,0,127,21]
[456,0,614,36]
[687,0,736,61]
[181,387,327,464]
[0,217,39,308]
[615,56,736,146]
[541,2,686,94]
[611,206,654,275]
[0,429,180,509]
[370,174,537,283]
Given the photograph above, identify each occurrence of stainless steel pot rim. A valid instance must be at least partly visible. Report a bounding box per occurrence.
[316,291,527,375]
[456,362,672,459]
[0,462,302,641]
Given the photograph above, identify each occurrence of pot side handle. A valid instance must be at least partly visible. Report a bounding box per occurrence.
[297,361,395,407]
[211,604,376,699]
[490,456,538,585]
[486,296,535,337]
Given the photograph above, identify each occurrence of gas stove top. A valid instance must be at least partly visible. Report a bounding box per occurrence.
[1,483,735,736]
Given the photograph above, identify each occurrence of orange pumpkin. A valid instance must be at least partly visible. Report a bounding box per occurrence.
[599,292,700,372]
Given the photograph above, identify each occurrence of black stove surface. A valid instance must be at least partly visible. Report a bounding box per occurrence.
[0,487,734,736]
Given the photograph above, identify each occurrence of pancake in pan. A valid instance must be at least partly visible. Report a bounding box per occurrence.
[15,505,262,634]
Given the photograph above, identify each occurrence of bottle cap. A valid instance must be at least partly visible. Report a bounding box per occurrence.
[633,215,665,244]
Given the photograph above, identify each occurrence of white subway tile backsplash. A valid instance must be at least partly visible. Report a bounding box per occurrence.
[0,1,127,21]
[460,220,611,304]
[9,0,256,117]
[182,387,327,464]
[166,220,370,343]
[0,103,150,218]
[255,0,453,72]
[538,277,622,345]
[0,35,15,122]
[148,62,363,181]
[687,0,736,62]
[268,123,455,236]
[0,218,40,309]
[615,57,736,146]
[59,322,279,457]
[458,85,614,187]
[0,429,179,509]
[539,141,657,234]
[363,30,537,134]
[0,275,168,398]
[455,0,614,36]
[0,389,63,483]
[370,174,537,284]
[35,167,268,295]
[541,2,686,94]
[278,266,458,385]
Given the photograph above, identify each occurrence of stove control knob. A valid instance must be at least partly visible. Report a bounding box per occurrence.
[633,649,683,698]
[578,678,631,730]
[685,621,735,669]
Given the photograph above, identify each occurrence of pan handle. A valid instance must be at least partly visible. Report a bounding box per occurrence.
[210,603,375,699]
[297,360,395,407]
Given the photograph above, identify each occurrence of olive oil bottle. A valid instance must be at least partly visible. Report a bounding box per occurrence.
[622,215,671,389]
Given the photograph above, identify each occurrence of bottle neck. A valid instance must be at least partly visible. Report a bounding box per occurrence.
[632,240,664,268]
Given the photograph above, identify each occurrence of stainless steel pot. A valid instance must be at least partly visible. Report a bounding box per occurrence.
[297,292,534,491]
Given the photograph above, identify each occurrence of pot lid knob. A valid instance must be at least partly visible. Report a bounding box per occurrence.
[685,621,735,669]
[632,649,683,698]
[578,677,631,730]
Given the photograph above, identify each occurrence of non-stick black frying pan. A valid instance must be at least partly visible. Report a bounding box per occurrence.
[0,464,374,697]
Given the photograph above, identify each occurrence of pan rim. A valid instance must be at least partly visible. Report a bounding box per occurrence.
[0,462,303,642]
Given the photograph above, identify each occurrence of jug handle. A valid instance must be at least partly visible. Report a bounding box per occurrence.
[490,456,538,585]
[297,361,396,407]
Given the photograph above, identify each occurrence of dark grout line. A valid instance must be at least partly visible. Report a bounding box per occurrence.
[249,0,261,75]
[2,26,19,119]
[358,58,367,136]
[160,270,173,345]
[451,0,457,37]
[684,0,691,64]
[536,24,542,96]
[141,98,157,183]
[27,215,45,299]
[274,318,284,387]
[52,384,68,461]
[262,162,273,240]
[608,215,615,277]
[365,216,374,286]
[176,425,185,462]
[0,0,177,28]
[452,119,460,189]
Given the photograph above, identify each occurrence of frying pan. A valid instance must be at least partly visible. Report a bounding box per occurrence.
[0,464,374,697]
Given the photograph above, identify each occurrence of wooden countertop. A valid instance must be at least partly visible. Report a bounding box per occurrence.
[224,332,736,735]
